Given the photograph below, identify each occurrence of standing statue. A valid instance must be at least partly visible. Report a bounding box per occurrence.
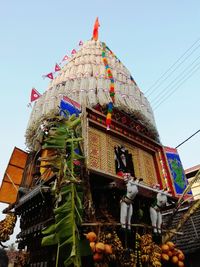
[120,175,142,229]
[150,191,167,234]
[114,145,135,177]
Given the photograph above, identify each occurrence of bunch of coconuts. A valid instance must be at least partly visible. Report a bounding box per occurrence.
[161,241,185,267]
[85,232,113,262]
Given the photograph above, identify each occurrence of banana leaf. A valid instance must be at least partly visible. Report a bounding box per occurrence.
[41,114,83,267]
[42,224,56,235]
[42,233,58,246]
[42,183,83,266]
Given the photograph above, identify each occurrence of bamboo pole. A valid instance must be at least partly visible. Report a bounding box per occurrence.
[81,222,183,235]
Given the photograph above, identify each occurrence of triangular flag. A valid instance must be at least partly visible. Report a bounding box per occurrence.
[71,49,77,55]
[30,88,41,102]
[45,72,53,79]
[93,17,100,41]
[62,55,69,61]
[55,63,61,72]
[79,40,83,46]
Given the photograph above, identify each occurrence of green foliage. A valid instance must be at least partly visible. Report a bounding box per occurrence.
[42,183,82,267]
[41,114,84,267]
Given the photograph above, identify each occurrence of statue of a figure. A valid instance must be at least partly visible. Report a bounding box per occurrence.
[150,191,167,234]
[120,175,142,229]
[114,145,135,177]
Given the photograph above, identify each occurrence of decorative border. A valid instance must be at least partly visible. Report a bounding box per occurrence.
[86,107,175,194]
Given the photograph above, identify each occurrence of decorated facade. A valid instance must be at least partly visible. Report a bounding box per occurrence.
[0,19,197,267]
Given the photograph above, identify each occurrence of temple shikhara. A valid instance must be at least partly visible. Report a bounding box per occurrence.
[0,19,199,267]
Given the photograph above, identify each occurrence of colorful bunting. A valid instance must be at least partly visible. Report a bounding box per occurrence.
[55,63,61,72]
[43,72,54,80]
[71,49,77,55]
[30,88,41,102]
[62,55,70,61]
[102,42,115,130]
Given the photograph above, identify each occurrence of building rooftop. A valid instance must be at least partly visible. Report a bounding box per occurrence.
[185,164,200,175]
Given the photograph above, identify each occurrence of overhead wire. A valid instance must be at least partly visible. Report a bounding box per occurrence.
[151,54,200,106]
[153,63,200,110]
[144,37,200,97]
[175,129,200,148]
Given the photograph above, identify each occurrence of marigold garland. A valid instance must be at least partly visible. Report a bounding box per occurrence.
[102,42,115,130]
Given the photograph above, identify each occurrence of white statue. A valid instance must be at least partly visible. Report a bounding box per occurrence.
[120,174,142,229]
[150,191,167,234]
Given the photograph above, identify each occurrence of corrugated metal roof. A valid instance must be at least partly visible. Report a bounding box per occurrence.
[185,164,200,175]
[163,203,200,253]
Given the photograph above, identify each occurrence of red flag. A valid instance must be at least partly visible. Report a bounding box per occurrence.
[71,49,77,55]
[45,72,53,79]
[55,63,61,72]
[79,40,83,46]
[93,17,100,41]
[30,88,41,102]
[62,55,69,61]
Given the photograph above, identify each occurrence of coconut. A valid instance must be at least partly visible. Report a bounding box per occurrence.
[104,244,112,254]
[166,241,175,250]
[178,261,184,267]
[178,253,185,261]
[171,255,179,264]
[161,244,170,253]
[90,242,96,252]
[93,253,103,262]
[95,242,105,253]
[168,251,173,257]
[86,232,97,242]
[161,253,169,261]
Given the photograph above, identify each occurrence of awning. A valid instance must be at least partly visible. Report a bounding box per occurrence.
[0,147,28,204]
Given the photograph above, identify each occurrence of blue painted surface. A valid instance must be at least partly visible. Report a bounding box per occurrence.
[166,151,192,195]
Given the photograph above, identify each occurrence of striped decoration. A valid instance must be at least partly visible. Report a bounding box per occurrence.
[102,42,115,130]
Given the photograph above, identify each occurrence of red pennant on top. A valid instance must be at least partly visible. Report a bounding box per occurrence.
[55,63,61,72]
[30,88,41,102]
[93,17,100,41]
[71,49,77,55]
[79,40,83,46]
[44,72,53,80]
[62,55,70,61]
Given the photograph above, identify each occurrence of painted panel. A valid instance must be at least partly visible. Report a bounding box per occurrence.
[88,127,158,186]
[164,146,192,196]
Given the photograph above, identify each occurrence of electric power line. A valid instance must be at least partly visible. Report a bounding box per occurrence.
[147,42,200,98]
[153,63,200,110]
[176,129,200,148]
[145,37,200,96]
[151,56,200,106]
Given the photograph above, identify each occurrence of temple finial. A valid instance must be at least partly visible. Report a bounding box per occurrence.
[92,17,100,41]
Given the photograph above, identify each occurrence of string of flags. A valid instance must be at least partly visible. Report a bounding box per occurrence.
[28,40,83,107]
[30,88,41,102]
[27,88,42,107]
[42,63,62,80]
[42,40,83,80]
[62,55,70,62]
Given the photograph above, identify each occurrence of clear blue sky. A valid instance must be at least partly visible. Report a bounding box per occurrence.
[0,0,200,243]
